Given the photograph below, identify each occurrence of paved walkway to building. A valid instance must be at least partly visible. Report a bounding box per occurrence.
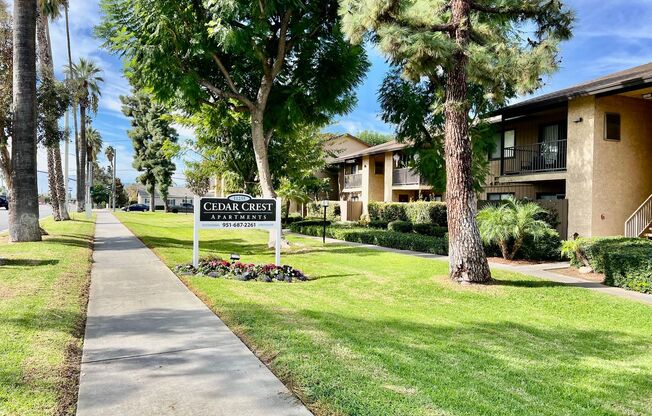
[77,213,312,416]
[291,232,652,306]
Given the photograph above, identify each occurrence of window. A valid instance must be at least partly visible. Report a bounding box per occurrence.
[605,113,621,141]
[489,130,515,160]
[344,161,360,175]
[487,192,514,201]
[374,160,385,175]
[536,192,565,200]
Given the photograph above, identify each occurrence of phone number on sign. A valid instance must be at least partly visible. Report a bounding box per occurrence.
[221,222,257,228]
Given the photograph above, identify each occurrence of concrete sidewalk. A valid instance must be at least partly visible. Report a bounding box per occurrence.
[77,213,311,416]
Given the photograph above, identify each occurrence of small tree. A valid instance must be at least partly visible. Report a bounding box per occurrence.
[477,198,555,260]
[277,178,310,222]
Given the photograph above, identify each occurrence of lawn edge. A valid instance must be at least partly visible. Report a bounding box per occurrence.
[113,214,323,415]
[55,214,96,416]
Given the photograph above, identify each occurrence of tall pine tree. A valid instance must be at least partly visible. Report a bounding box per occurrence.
[121,92,178,212]
[342,0,573,283]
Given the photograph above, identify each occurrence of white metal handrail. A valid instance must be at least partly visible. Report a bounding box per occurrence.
[625,194,652,237]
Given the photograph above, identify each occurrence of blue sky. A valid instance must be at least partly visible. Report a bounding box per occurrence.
[26,0,652,191]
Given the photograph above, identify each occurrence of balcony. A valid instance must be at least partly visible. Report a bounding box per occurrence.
[393,167,422,186]
[502,140,567,176]
[344,173,362,189]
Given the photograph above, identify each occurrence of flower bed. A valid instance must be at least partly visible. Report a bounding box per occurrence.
[174,256,307,282]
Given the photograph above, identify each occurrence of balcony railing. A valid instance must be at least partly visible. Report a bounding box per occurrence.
[393,167,422,185]
[344,173,362,189]
[502,140,567,175]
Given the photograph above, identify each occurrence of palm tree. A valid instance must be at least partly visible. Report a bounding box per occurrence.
[105,145,115,208]
[477,197,554,260]
[62,0,78,210]
[86,127,103,162]
[37,0,70,220]
[9,0,41,241]
[65,58,103,212]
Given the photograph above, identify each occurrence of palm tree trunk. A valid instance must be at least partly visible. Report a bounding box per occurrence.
[64,3,80,212]
[444,0,490,283]
[54,144,69,220]
[77,105,86,211]
[36,11,62,221]
[9,0,41,242]
[46,147,62,220]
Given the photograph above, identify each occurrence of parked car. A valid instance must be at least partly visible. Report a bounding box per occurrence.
[122,203,149,212]
[169,202,194,214]
[0,195,7,210]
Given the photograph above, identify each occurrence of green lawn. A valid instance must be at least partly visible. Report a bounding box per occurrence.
[116,212,652,416]
[0,214,95,416]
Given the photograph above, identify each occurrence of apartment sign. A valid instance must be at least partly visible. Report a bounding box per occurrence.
[193,193,282,268]
[199,194,277,228]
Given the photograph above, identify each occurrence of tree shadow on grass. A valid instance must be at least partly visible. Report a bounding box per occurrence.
[0,258,59,267]
[43,237,92,249]
[490,277,608,290]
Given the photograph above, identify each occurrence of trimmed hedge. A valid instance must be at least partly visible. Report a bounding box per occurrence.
[368,201,447,226]
[306,201,341,221]
[291,219,332,228]
[290,223,448,255]
[604,248,652,294]
[412,223,448,238]
[567,237,652,273]
[564,237,652,294]
[388,220,413,233]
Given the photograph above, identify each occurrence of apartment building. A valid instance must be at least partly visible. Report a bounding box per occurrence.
[331,62,652,238]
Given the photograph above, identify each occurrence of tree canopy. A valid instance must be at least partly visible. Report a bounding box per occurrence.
[121,91,178,211]
[98,0,369,198]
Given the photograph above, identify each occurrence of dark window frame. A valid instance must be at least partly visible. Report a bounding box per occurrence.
[489,129,515,161]
[604,112,621,141]
[487,192,515,201]
[374,160,385,175]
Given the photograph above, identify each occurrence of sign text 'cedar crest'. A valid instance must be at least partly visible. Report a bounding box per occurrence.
[199,194,277,227]
[193,193,282,267]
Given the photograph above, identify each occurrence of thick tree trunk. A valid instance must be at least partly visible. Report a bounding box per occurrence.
[9,0,41,242]
[251,110,275,199]
[78,105,87,211]
[444,0,490,283]
[148,180,156,212]
[251,109,279,247]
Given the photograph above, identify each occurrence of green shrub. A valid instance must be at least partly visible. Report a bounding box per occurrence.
[292,219,331,228]
[477,197,557,260]
[388,220,413,233]
[516,230,562,261]
[366,220,389,229]
[604,248,652,294]
[367,201,447,225]
[413,223,448,238]
[562,237,652,294]
[566,237,652,274]
[282,213,304,226]
[306,201,341,220]
[290,223,448,255]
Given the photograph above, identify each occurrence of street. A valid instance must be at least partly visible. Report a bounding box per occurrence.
[0,205,54,233]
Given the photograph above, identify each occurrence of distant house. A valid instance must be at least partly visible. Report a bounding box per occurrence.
[136,186,197,208]
[329,62,652,239]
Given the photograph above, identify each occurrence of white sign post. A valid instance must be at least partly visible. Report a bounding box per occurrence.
[192,193,282,268]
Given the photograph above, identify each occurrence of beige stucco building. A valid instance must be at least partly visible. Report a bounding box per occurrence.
[331,62,652,239]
